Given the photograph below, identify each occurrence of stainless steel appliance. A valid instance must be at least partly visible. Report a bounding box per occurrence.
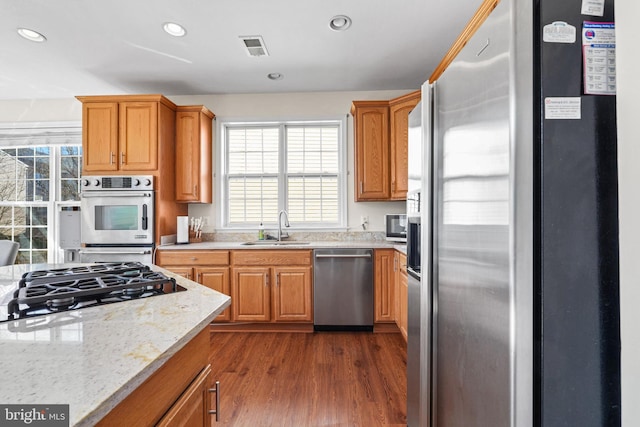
[406,94,429,427]
[80,175,155,263]
[408,0,620,425]
[0,262,184,324]
[313,248,373,331]
[385,213,407,242]
[58,206,81,262]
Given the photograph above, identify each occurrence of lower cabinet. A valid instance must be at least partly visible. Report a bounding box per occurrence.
[374,249,396,323]
[157,365,212,427]
[232,267,271,322]
[197,268,231,322]
[97,328,217,426]
[231,250,313,323]
[396,252,408,341]
[156,250,231,322]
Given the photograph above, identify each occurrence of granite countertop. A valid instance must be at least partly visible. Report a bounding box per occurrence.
[157,240,407,253]
[0,263,230,426]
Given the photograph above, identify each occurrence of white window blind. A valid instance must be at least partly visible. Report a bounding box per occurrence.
[224,121,343,228]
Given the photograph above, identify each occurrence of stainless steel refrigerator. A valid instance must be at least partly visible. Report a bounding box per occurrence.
[407,0,620,425]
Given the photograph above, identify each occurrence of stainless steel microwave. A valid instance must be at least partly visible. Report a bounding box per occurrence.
[385,214,407,242]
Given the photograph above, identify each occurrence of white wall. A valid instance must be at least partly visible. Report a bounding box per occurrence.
[169,91,408,232]
[615,1,639,424]
[0,90,411,232]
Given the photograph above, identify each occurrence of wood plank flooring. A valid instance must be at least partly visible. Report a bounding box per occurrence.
[209,331,407,426]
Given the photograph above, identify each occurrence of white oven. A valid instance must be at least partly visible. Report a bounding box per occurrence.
[79,175,155,263]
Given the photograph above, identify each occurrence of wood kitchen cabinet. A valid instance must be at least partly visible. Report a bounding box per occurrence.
[351,90,420,201]
[97,328,216,426]
[352,100,390,201]
[273,266,313,321]
[396,251,408,342]
[389,90,421,200]
[374,249,396,323]
[175,105,215,203]
[231,250,313,323]
[77,95,176,172]
[156,250,231,321]
[157,365,212,427]
[232,267,271,322]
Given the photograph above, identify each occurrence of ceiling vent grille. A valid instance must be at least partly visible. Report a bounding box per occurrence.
[239,35,269,57]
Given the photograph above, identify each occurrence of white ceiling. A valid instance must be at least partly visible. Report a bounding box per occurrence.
[1,0,482,100]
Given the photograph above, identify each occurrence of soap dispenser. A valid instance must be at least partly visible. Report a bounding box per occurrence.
[258,222,265,240]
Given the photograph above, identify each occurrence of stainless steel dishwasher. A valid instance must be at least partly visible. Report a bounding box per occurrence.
[313,248,374,331]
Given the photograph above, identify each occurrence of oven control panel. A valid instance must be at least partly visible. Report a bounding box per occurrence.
[81,175,154,190]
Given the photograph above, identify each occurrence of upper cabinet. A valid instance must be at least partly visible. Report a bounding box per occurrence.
[389,91,420,200]
[77,95,177,173]
[175,106,214,203]
[351,90,420,202]
[351,100,390,201]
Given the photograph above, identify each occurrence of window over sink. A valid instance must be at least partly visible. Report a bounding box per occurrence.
[221,119,346,230]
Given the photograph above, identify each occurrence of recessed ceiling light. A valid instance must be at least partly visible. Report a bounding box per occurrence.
[17,28,46,42]
[267,73,284,81]
[329,15,352,31]
[163,22,187,37]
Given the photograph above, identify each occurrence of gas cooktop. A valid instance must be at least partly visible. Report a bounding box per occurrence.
[0,262,185,323]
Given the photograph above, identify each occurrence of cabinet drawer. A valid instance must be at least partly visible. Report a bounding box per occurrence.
[231,250,312,266]
[157,250,229,266]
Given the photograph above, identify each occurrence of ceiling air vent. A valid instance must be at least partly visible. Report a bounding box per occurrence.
[239,35,269,57]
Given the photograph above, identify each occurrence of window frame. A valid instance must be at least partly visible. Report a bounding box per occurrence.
[0,122,82,264]
[217,117,347,231]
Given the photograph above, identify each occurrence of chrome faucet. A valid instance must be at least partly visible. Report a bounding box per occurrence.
[278,210,290,241]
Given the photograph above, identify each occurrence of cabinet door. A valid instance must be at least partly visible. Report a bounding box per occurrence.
[232,267,271,322]
[389,92,420,200]
[82,102,119,172]
[374,249,395,322]
[156,365,212,427]
[119,102,158,171]
[197,267,231,322]
[399,254,408,341]
[273,266,312,322]
[175,108,213,203]
[394,252,401,324]
[353,101,390,201]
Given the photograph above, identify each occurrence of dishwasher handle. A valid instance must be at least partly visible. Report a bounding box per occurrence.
[315,253,372,259]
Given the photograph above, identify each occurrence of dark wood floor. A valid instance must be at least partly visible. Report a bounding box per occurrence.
[209,330,408,426]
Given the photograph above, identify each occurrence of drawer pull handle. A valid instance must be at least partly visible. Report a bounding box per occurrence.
[208,380,220,421]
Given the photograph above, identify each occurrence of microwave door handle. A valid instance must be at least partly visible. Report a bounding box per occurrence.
[142,204,148,230]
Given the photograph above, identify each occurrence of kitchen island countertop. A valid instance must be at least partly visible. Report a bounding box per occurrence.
[0,263,230,426]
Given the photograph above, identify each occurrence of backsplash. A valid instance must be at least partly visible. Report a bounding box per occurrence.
[200,231,386,243]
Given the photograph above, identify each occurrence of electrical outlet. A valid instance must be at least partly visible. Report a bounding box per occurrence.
[360,215,369,225]
[202,216,210,226]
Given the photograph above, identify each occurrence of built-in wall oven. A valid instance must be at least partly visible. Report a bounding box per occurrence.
[79,175,155,263]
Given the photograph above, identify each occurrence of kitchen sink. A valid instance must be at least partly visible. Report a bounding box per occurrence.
[241,241,310,246]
